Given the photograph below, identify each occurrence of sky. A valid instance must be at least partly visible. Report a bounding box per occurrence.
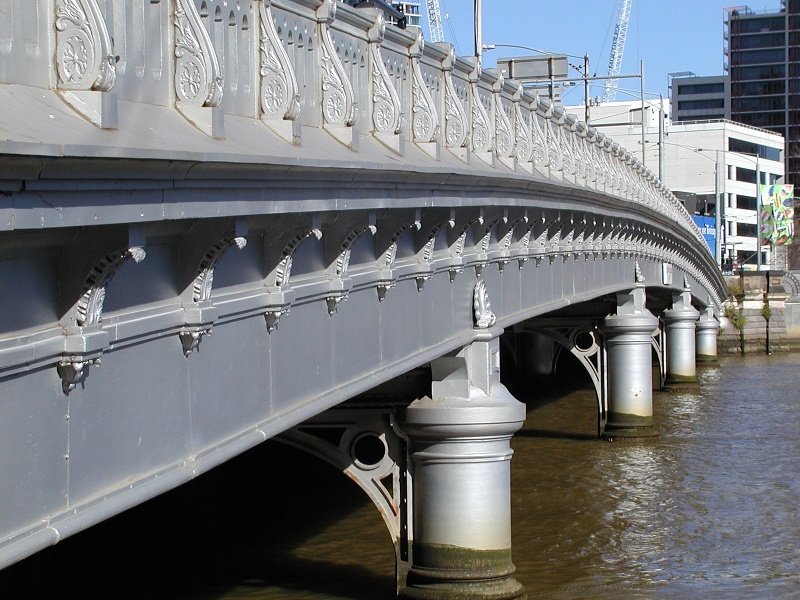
[418,0,765,105]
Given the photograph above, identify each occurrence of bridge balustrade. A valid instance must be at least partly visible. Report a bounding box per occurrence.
[0,0,709,255]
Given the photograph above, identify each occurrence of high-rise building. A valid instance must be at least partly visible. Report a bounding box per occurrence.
[724,2,799,189]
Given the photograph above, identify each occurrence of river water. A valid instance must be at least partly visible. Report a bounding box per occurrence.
[3,354,800,599]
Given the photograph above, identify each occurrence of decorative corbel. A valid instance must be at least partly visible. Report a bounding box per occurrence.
[376,213,421,301]
[59,245,145,392]
[174,0,224,137]
[475,214,507,271]
[441,46,468,149]
[366,13,404,137]
[448,212,484,279]
[473,280,496,329]
[192,236,247,303]
[317,0,358,128]
[530,98,549,167]
[77,246,146,327]
[512,85,532,165]
[275,227,323,288]
[180,235,247,356]
[258,0,301,123]
[492,76,514,160]
[265,303,291,333]
[409,30,439,144]
[58,357,101,394]
[335,222,378,278]
[55,0,116,91]
[468,62,493,154]
[54,0,117,127]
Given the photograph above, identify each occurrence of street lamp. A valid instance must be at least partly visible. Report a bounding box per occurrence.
[482,43,591,123]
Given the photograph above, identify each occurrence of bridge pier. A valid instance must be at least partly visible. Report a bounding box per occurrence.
[695,307,720,365]
[399,330,526,600]
[662,288,701,389]
[601,285,659,439]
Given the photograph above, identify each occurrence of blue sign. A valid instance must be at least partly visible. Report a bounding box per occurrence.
[692,216,717,255]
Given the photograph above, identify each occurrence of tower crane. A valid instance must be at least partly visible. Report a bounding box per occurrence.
[601,0,632,103]
[425,0,445,43]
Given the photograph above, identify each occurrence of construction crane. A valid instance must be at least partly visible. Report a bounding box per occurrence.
[601,0,633,103]
[425,0,445,43]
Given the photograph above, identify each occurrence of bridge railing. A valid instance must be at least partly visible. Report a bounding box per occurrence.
[1,0,709,257]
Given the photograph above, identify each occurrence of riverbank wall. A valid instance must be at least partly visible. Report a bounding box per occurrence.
[718,272,800,355]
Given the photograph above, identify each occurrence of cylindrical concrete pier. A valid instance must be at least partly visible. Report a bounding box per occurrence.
[600,287,659,439]
[399,352,526,599]
[695,308,720,365]
[662,290,700,388]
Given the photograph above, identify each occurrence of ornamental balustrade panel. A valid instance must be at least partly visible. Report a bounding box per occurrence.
[413,40,445,145]
[379,28,413,138]
[444,55,471,149]
[0,0,711,255]
[194,0,255,117]
[326,6,368,128]
[271,2,318,126]
[470,68,494,155]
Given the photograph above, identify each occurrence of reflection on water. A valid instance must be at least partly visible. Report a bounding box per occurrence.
[3,354,800,599]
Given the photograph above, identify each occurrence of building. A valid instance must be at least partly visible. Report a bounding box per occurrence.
[339,0,421,27]
[670,75,729,122]
[393,1,421,27]
[570,100,786,271]
[724,1,799,202]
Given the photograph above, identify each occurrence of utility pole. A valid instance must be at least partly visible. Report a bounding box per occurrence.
[474,0,482,64]
[640,61,645,164]
[584,54,590,124]
[658,93,664,181]
[756,155,762,270]
[714,150,722,268]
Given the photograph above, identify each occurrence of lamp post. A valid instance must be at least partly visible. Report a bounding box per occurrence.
[482,43,591,123]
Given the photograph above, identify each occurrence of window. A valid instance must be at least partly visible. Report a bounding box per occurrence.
[732,80,785,95]
[736,167,756,183]
[728,138,782,162]
[738,223,757,237]
[730,32,785,49]
[731,64,785,80]
[733,48,787,66]
[729,16,785,34]
[678,99,725,111]
[736,195,757,211]
[677,82,725,95]
[732,96,785,112]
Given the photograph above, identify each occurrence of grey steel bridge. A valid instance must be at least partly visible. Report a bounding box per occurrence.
[0,1,726,597]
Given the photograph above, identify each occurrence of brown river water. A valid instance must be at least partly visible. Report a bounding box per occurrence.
[3,353,800,599]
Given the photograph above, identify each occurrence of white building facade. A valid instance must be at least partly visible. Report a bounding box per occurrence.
[569,101,786,271]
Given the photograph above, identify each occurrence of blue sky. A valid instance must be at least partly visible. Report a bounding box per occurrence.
[420,0,760,104]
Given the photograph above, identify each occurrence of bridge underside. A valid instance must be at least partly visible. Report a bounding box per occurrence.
[0,158,715,570]
[0,179,713,572]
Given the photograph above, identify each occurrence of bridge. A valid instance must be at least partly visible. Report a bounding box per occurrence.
[0,0,726,597]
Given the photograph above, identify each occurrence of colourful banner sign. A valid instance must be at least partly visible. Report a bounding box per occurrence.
[759,184,794,246]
